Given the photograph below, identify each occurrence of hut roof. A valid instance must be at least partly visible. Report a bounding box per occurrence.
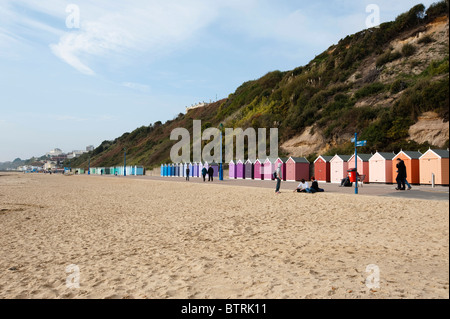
[331,155,352,162]
[373,152,396,160]
[277,157,289,163]
[288,157,310,163]
[314,155,334,163]
[396,151,422,160]
[421,149,450,159]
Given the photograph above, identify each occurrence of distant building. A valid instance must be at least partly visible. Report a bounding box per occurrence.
[46,148,64,157]
[86,145,94,152]
[186,102,209,113]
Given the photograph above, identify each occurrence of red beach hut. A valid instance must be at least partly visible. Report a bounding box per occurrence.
[330,155,352,183]
[419,149,449,185]
[314,156,333,182]
[286,157,310,181]
[392,151,422,185]
[254,159,264,180]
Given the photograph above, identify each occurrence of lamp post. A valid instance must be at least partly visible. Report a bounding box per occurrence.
[123,148,127,177]
[219,123,223,181]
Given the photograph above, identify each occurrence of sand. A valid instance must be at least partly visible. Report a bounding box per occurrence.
[0,173,448,299]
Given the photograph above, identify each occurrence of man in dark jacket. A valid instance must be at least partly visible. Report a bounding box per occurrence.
[396,158,407,190]
[207,166,214,182]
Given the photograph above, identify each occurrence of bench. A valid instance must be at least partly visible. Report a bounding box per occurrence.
[357,175,366,187]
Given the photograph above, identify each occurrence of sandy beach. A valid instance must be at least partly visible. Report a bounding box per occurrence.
[0,173,448,299]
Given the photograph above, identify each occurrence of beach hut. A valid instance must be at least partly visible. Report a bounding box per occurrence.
[198,162,203,178]
[254,159,264,180]
[392,151,422,185]
[245,159,255,180]
[236,160,245,179]
[193,162,199,178]
[275,158,289,181]
[210,161,219,177]
[160,164,164,177]
[182,163,187,177]
[347,154,372,184]
[229,160,237,179]
[419,149,449,185]
[263,158,277,181]
[330,155,352,183]
[369,152,395,184]
[314,156,333,182]
[286,157,310,181]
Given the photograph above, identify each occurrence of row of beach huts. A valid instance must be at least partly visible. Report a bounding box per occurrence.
[161,149,449,185]
[69,166,145,176]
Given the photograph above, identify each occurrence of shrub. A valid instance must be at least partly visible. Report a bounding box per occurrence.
[376,50,402,67]
[354,82,386,99]
[418,35,435,44]
[402,43,416,57]
[390,79,408,94]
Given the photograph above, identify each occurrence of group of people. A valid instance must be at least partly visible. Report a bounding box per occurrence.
[274,163,325,194]
[185,166,215,182]
[395,158,412,191]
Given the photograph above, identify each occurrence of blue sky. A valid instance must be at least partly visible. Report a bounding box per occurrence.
[0,0,437,162]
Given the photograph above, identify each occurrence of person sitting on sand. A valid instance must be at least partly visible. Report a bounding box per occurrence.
[294,179,309,193]
[305,176,324,193]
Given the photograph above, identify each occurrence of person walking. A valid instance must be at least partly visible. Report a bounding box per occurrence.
[207,166,214,182]
[202,167,207,182]
[186,166,190,181]
[275,163,282,194]
[395,158,407,190]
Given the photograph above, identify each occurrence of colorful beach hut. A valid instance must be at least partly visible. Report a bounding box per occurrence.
[236,159,245,179]
[193,162,199,178]
[419,149,449,185]
[245,159,255,180]
[275,158,288,181]
[347,154,372,184]
[314,156,333,182]
[330,155,352,183]
[210,162,219,177]
[392,151,422,185]
[263,158,277,181]
[229,160,236,179]
[286,157,310,181]
[369,152,395,183]
[254,159,264,180]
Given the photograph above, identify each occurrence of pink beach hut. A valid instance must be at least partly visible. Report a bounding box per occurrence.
[286,157,310,182]
[254,159,264,180]
[330,155,352,183]
[275,158,288,181]
[236,160,245,179]
[228,160,236,179]
[419,149,449,185]
[286,157,310,181]
[347,154,371,184]
[263,158,277,181]
[369,152,396,184]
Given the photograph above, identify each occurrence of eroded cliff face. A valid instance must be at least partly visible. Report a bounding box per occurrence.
[280,17,449,158]
[408,112,449,147]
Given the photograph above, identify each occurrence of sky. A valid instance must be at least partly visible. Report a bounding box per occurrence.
[0,0,438,162]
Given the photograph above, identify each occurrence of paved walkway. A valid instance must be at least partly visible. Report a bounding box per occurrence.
[99,174,449,202]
